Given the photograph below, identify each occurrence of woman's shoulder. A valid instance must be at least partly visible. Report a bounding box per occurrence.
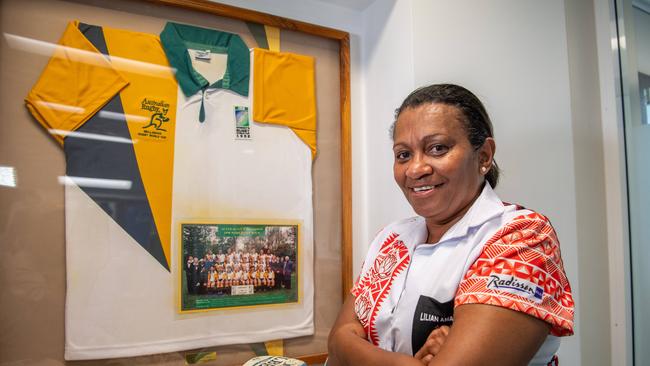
[497,202,556,238]
[457,203,574,337]
[372,216,426,242]
[383,215,425,232]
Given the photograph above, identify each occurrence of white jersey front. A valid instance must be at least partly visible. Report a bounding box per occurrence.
[164,22,315,349]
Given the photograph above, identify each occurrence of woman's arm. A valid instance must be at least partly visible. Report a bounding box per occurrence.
[327,294,426,366]
[426,303,550,366]
[413,326,450,362]
[425,213,573,365]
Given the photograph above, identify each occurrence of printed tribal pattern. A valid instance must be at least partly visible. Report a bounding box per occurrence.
[455,213,574,336]
[351,233,410,345]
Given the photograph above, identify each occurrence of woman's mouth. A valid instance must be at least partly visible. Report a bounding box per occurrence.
[413,185,433,192]
[411,183,444,193]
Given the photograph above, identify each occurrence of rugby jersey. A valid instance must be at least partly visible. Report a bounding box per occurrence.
[351,184,574,365]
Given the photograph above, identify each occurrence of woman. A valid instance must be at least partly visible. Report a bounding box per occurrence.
[328,84,574,365]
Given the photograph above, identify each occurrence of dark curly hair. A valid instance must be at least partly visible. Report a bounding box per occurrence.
[391,83,500,188]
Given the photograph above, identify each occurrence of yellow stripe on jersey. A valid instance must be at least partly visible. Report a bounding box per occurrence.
[264,339,284,357]
[25,21,129,144]
[264,25,280,52]
[102,27,177,268]
[252,48,317,159]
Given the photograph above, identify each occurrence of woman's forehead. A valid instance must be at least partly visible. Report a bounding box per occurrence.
[395,103,466,137]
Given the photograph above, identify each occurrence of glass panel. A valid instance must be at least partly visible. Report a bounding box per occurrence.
[0,0,342,364]
[617,0,650,364]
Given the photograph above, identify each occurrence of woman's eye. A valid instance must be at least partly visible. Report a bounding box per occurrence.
[428,144,449,155]
[395,151,410,160]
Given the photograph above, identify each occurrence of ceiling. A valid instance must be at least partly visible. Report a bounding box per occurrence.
[316,0,650,13]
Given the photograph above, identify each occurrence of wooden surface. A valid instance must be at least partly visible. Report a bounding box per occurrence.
[298,353,329,365]
[339,34,353,298]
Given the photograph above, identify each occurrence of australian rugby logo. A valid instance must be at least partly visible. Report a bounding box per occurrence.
[143,112,170,132]
[138,98,171,141]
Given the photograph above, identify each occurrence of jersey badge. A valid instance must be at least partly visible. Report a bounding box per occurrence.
[138,97,172,141]
[234,105,251,140]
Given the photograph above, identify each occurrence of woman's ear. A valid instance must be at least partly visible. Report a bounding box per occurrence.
[478,137,496,174]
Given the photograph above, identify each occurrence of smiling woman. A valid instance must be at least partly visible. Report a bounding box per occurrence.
[328,84,575,366]
[392,101,494,243]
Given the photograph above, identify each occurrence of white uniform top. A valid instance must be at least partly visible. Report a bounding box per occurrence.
[164,22,315,348]
[352,184,574,365]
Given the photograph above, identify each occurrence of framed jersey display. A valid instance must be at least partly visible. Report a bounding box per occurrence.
[0,0,351,365]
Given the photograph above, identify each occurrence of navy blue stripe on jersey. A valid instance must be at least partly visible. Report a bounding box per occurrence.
[78,22,109,55]
[63,24,169,271]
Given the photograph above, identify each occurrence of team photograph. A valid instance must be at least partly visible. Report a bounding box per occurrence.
[180,223,299,312]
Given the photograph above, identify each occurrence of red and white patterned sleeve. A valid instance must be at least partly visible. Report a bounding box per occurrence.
[350,270,364,297]
[455,212,574,336]
[350,226,389,297]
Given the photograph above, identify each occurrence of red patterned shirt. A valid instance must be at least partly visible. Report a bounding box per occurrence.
[351,184,574,365]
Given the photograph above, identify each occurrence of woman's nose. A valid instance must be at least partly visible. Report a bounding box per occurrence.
[405,155,432,179]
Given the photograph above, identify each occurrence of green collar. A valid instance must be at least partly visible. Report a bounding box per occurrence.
[160,22,249,97]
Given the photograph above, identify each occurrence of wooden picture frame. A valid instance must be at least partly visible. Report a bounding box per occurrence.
[0,0,351,364]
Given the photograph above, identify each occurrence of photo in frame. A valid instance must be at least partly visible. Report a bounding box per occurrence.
[180,222,300,312]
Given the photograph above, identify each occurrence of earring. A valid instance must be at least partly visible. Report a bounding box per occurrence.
[481,167,487,173]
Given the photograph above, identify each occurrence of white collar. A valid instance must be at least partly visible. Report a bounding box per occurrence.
[438,183,505,244]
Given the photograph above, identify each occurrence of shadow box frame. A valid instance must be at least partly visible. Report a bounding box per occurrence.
[0,0,352,364]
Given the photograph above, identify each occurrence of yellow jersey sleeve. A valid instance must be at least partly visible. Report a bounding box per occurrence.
[25,21,129,144]
[252,48,317,159]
